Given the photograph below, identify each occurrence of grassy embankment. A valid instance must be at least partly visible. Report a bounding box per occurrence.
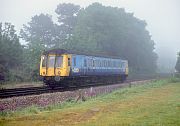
[0,78,180,126]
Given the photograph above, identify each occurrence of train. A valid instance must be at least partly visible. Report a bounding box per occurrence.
[40,49,128,87]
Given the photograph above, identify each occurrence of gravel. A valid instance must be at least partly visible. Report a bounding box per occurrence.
[0,80,152,111]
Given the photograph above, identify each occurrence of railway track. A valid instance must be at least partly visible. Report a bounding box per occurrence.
[0,86,68,99]
[0,79,152,99]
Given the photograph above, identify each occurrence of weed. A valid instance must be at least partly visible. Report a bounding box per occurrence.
[168,77,180,83]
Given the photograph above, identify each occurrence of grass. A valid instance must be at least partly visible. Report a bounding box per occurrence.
[0,78,180,126]
[0,81,43,89]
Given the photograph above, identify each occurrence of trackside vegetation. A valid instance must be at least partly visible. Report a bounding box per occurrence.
[0,78,180,126]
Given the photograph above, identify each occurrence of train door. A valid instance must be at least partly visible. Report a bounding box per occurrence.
[66,54,71,76]
[84,57,87,75]
[54,54,71,77]
[40,55,47,76]
[54,55,63,76]
[47,55,55,76]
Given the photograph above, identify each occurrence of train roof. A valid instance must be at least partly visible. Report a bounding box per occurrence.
[42,48,127,60]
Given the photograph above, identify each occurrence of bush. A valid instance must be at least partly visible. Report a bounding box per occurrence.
[169,77,180,83]
[174,73,180,78]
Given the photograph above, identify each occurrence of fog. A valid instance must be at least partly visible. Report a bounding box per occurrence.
[1,0,180,72]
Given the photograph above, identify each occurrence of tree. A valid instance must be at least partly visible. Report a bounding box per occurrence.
[21,3,81,49]
[20,14,57,80]
[65,3,157,73]
[0,22,22,82]
[55,3,81,45]
[175,52,180,72]
[20,13,57,49]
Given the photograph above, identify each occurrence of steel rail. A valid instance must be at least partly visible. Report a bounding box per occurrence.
[0,79,152,99]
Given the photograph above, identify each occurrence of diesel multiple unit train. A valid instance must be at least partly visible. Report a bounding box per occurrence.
[40,49,128,87]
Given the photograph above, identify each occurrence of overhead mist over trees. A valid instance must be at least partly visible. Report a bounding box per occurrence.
[0,3,158,83]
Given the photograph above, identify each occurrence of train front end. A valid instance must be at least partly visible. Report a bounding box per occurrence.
[40,49,71,86]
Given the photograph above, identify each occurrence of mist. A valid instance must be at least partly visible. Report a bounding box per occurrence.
[1,0,180,72]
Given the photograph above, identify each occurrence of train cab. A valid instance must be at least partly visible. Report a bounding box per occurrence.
[40,49,71,83]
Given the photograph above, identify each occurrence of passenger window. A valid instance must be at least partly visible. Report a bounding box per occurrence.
[73,57,76,66]
[84,59,87,67]
[91,59,93,67]
[88,59,90,67]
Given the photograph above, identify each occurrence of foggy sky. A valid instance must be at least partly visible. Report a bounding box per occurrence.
[0,0,180,71]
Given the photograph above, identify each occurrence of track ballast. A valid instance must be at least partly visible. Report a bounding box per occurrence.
[0,79,152,99]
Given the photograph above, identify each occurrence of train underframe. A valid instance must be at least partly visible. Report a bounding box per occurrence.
[43,75,128,88]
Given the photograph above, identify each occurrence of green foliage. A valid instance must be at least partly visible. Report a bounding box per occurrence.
[65,3,157,74]
[19,4,81,81]
[20,14,56,81]
[21,44,44,81]
[175,51,180,72]
[168,77,180,83]
[0,23,23,82]
[20,13,56,49]
[55,3,81,44]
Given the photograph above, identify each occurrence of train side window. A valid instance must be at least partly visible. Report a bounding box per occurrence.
[68,58,70,66]
[91,59,93,67]
[89,59,91,67]
[73,57,76,66]
[84,59,87,67]
[93,59,95,67]
[88,59,90,67]
[87,59,89,67]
